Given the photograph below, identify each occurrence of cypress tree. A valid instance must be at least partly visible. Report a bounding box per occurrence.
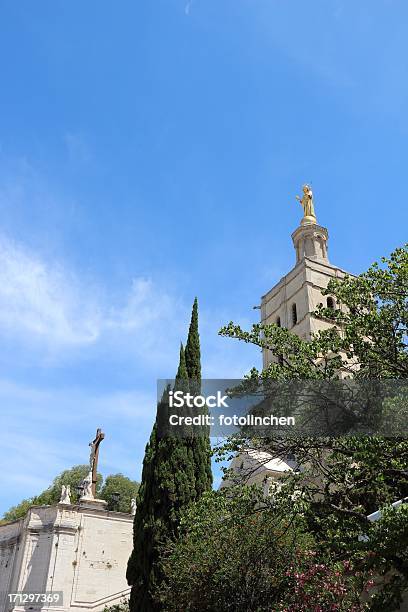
[126,419,160,610]
[175,342,189,388]
[185,297,213,496]
[185,297,201,383]
[127,302,212,611]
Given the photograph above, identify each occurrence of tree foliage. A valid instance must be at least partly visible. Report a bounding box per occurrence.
[103,600,129,612]
[127,299,212,612]
[320,245,408,379]
[2,465,139,521]
[100,474,140,513]
[213,244,408,609]
[220,244,407,381]
[2,465,102,521]
[158,488,370,611]
[185,297,201,382]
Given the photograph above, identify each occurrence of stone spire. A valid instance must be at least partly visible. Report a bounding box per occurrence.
[292,185,329,263]
[291,222,329,264]
[260,185,348,368]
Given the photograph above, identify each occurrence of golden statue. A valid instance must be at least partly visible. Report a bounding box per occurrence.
[296,184,317,225]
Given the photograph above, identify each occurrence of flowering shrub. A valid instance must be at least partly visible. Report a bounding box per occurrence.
[278,554,372,611]
[158,489,373,611]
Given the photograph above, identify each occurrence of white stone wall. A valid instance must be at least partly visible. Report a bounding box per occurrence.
[0,503,133,612]
[0,521,21,608]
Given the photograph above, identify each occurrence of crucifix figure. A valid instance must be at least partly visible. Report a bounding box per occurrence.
[89,428,105,497]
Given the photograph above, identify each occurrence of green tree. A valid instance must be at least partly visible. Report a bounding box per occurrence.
[3,498,35,522]
[319,244,408,379]
[2,465,104,522]
[175,341,188,384]
[40,464,103,503]
[216,244,408,609]
[185,297,212,497]
[103,601,129,612]
[126,300,212,612]
[158,488,369,612]
[220,244,407,381]
[184,297,201,382]
[100,474,140,513]
[2,466,141,522]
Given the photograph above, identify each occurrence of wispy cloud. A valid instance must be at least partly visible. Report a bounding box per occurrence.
[185,0,195,15]
[0,234,102,346]
[106,277,185,344]
[0,235,185,358]
[0,231,257,373]
[0,233,257,515]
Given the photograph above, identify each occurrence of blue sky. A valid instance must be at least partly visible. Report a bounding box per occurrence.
[1,0,407,515]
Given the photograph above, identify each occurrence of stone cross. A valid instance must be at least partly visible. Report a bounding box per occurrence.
[89,428,105,497]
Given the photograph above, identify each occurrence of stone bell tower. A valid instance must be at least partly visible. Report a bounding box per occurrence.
[260,186,351,369]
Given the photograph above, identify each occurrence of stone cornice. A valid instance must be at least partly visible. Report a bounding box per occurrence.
[261,258,352,306]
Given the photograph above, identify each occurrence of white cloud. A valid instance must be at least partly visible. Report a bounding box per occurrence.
[107,277,185,344]
[0,234,258,515]
[0,235,185,359]
[185,0,194,15]
[0,232,258,375]
[0,235,101,346]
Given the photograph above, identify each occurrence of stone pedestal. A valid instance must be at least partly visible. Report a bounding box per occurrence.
[301,215,317,226]
[291,223,329,264]
[78,497,108,510]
